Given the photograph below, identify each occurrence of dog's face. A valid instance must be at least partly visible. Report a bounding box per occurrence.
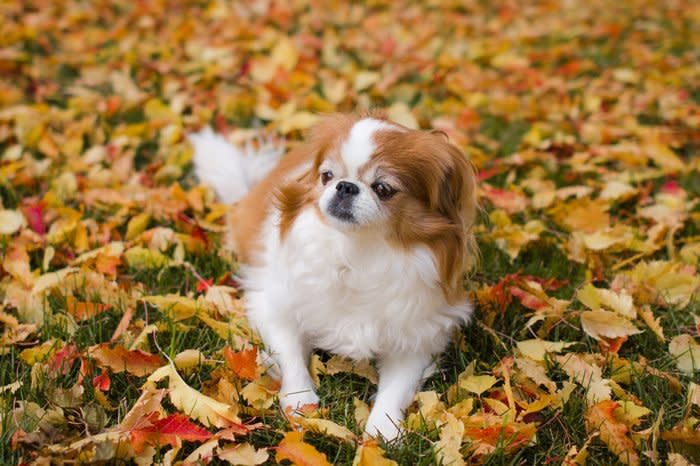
[276,113,478,302]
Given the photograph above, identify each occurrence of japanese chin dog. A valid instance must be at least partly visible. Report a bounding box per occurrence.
[189,112,477,440]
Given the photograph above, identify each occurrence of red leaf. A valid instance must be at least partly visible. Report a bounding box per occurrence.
[22,200,45,235]
[92,368,111,391]
[510,286,548,311]
[196,277,214,293]
[130,413,211,453]
[224,346,258,381]
[49,343,80,375]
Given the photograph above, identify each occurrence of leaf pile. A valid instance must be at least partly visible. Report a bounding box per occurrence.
[1,0,700,464]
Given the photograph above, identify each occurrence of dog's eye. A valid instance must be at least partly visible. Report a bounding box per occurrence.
[320,170,334,185]
[371,181,396,200]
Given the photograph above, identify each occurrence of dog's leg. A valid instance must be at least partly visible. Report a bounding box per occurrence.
[365,352,433,441]
[260,321,319,413]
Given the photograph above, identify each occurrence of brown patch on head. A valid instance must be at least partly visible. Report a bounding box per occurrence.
[371,130,478,303]
[275,113,361,238]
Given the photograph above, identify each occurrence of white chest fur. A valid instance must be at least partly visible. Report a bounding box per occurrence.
[244,209,471,360]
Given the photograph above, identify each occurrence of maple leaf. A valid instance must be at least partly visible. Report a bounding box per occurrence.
[223,346,258,380]
[129,413,211,453]
[89,344,164,377]
[275,431,332,466]
[585,400,639,466]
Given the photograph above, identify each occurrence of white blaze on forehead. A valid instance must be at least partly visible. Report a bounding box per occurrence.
[340,118,401,177]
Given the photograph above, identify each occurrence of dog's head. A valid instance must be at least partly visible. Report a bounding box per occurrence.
[276,112,478,302]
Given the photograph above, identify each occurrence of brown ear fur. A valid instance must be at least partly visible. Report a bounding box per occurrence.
[385,134,478,304]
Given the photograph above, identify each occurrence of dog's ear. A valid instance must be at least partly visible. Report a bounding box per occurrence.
[432,138,479,302]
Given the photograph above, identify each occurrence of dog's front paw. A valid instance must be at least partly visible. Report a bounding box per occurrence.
[364,412,402,442]
[279,386,319,415]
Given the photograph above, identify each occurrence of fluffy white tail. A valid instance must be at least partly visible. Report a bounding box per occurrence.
[188,127,284,204]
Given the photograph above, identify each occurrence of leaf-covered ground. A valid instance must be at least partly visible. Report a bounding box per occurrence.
[1,1,700,465]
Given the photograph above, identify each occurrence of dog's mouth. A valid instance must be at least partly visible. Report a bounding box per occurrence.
[327,196,357,223]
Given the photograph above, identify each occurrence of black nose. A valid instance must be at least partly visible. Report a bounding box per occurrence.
[336,181,360,198]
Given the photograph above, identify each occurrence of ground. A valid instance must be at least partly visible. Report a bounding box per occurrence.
[1,1,700,465]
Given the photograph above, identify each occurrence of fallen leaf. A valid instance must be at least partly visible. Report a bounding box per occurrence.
[275,431,331,466]
[585,400,639,465]
[147,363,241,428]
[668,335,700,374]
[580,310,643,341]
[89,344,164,377]
[224,346,258,380]
[219,442,269,465]
[130,413,211,453]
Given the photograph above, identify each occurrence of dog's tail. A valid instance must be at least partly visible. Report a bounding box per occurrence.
[188,127,284,203]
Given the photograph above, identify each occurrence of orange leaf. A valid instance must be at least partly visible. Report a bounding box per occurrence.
[65,295,111,321]
[463,422,536,454]
[224,346,258,380]
[585,400,639,466]
[89,344,164,377]
[92,368,111,391]
[275,431,331,466]
[130,413,211,453]
[95,254,121,278]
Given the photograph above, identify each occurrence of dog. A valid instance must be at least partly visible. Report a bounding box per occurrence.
[189,112,477,440]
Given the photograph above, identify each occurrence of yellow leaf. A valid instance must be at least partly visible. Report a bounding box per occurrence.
[279,112,320,134]
[667,453,693,466]
[352,440,398,466]
[294,417,356,443]
[435,412,465,466]
[147,363,241,428]
[668,334,700,374]
[241,375,279,410]
[517,339,576,362]
[271,37,299,71]
[353,398,370,430]
[0,209,26,234]
[638,306,665,342]
[219,443,269,465]
[126,213,151,240]
[173,349,205,371]
[580,310,642,341]
[599,181,637,202]
[141,294,200,321]
[324,356,378,384]
[644,142,685,172]
[354,71,380,92]
[613,401,651,427]
[689,382,700,408]
[31,267,79,295]
[144,98,177,122]
[124,246,170,269]
[20,339,59,365]
[386,102,418,129]
[577,284,636,319]
[613,261,700,309]
[459,375,498,395]
[514,357,556,393]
